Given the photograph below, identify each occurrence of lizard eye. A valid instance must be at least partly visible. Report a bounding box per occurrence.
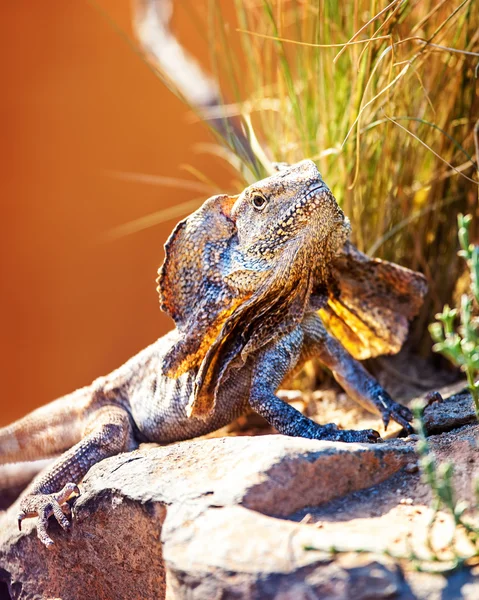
[251,193,267,211]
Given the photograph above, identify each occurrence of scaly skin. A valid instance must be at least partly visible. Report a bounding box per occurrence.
[0,160,425,546]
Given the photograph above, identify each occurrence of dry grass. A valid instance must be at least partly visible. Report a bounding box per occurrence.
[99,0,479,351]
[185,0,479,349]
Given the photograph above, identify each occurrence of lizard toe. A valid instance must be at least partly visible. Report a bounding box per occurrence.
[19,482,80,546]
[352,428,382,443]
[375,391,413,434]
[389,405,414,434]
[37,503,56,547]
[328,427,382,444]
[52,503,71,531]
[54,482,81,505]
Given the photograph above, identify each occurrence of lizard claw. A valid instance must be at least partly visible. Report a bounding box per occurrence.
[425,390,444,406]
[18,482,80,547]
[388,402,414,434]
[348,428,382,443]
[340,428,383,443]
[374,392,413,434]
[316,424,382,443]
[368,429,382,443]
[382,411,391,431]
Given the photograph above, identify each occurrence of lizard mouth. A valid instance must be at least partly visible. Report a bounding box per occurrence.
[300,182,329,210]
[304,182,327,198]
[302,184,344,230]
[301,185,349,256]
[278,182,330,227]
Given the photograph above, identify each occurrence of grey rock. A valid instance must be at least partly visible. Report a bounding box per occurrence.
[423,388,477,434]
[0,435,412,600]
[2,389,479,600]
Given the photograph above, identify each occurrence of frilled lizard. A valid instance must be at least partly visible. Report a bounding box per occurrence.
[0,160,426,546]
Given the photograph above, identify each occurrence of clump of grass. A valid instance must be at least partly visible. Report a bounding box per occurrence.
[193,0,479,349]
[429,213,479,415]
[129,0,479,351]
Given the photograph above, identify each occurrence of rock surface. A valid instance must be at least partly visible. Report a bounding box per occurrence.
[0,436,412,599]
[1,389,479,599]
[423,387,477,433]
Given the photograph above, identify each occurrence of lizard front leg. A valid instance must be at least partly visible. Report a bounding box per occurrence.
[301,313,413,432]
[18,405,135,547]
[248,328,380,443]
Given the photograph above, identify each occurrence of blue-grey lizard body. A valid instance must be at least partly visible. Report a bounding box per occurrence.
[0,160,426,546]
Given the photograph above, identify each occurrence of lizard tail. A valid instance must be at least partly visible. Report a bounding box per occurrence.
[0,386,93,465]
[0,458,55,503]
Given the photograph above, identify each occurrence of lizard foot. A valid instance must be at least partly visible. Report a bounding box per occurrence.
[18,482,80,547]
[316,423,382,443]
[374,392,413,434]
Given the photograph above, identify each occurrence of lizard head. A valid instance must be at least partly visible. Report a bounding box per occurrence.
[229,159,349,273]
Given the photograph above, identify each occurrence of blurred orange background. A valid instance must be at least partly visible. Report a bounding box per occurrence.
[0,1,235,425]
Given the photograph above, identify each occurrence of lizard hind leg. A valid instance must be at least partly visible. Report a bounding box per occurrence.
[18,404,136,547]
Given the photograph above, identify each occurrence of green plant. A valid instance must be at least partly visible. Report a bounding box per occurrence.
[304,402,479,574]
[429,213,479,417]
[411,400,479,571]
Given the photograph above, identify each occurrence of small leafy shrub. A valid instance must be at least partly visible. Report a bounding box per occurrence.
[429,214,479,417]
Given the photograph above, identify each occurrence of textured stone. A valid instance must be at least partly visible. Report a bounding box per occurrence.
[423,388,477,434]
[2,390,479,599]
[0,435,412,599]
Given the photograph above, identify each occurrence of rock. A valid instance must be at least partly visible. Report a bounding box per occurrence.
[407,569,479,600]
[423,388,477,434]
[1,495,166,600]
[2,389,479,599]
[0,435,413,599]
[163,504,408,600]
